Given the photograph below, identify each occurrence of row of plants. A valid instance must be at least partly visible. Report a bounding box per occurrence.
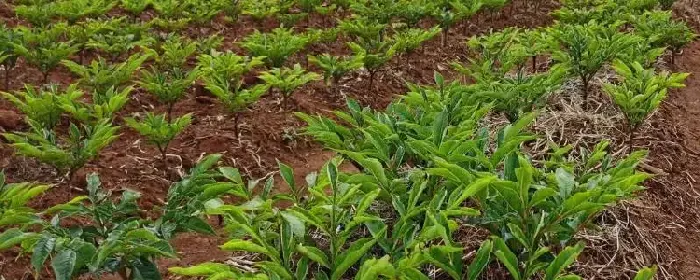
[0,0,694,279]
[166,0,692,279]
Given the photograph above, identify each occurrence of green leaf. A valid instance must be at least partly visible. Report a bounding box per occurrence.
[468,240,493,280]
[259,261,293,280]
[545,242,585,280]
[168,263,234,276]
[555,168,575,198]
[493,237,520,280]
[296,244,330,268]
[633,266,658,280]
[221,239,269,255]
[31,235,56,275]
[131,257,162,280]
[278,160,296,192]
[331,237,380,280]
[355,255,395,280]
[52,249,77,280]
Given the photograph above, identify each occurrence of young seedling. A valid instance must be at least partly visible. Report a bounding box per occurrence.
[338,16,387,49]
[13,24,78,84]
[121,0,152,14]
[3,119,119,180]
[432,0,483,46]
[147,34,198,70]
[548,21,639,100]
[126,112,192,168]
[14,3,55,27]
[0,171,49,227]
[348,41,397,90]
[1,84,78,129]
[0,155,231,280]
[198,52,268,136]
[259,64,321,106]
[240,0,282,28]
[138,67,198,120]
[308,54,364,94]
[478,64,568,122]
[603,59,689,150]
[205,78,269,137]
[54,0,115,24]
[0,25,22,89]
[632,11,697,65]
[392,26,441,66]
[241,27,310,67]
[86,24,155,60]
[59,86,133,124]
[62,53,149,93]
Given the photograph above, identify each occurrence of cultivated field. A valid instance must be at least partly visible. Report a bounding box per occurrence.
[1,0,700,279]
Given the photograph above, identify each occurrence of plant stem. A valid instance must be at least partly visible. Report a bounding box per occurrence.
[628,125,636,152]
[4,68,9,90]
[159,144,169,170]
[118,266,128,280]
[531,56,537,72]
[441,26,449,47]
[233,112,240,138]
[167,102,175,123]
[581,76,590,101]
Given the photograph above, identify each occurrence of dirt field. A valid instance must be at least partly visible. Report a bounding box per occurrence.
[1,0,700,279]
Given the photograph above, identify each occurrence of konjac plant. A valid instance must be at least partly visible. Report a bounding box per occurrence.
[197,51,267,136]
[0,155,233,280]
[603,59,689,150]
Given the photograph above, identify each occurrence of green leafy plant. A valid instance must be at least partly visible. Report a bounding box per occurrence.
[146,34,198,70]
[121,0,152,14]
[349,0,398,24]
[308,54,364,93]
[348,41,397,89]
[14,24,78,83]
[603,59,689,149]
[59,86,132,124]
[0,171,49,227]
[338,16,387,50]
[196,33,224,55]
[62,53,149,93]
[205,78,268,137]
[259,64,321,104]
[0,25,23,89]
[548,21,639,100]
[14,2,56,27]
[138,67,198,118]
[240,0,282,27]
[0,154,232,280]
[126,113,192,168]
[392,26,441,64]
[395,0,436,28]
[3,119,119,179]
[452,27,528,83]
[241,27,310,67]
[658,0,676,10]
[1,84,77,129]
[432,0,483,46]
[631,11,697,65]
[54,0,116,24]
[475,64,568,122]
[198,51,268,136]
[86,24,155,60]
